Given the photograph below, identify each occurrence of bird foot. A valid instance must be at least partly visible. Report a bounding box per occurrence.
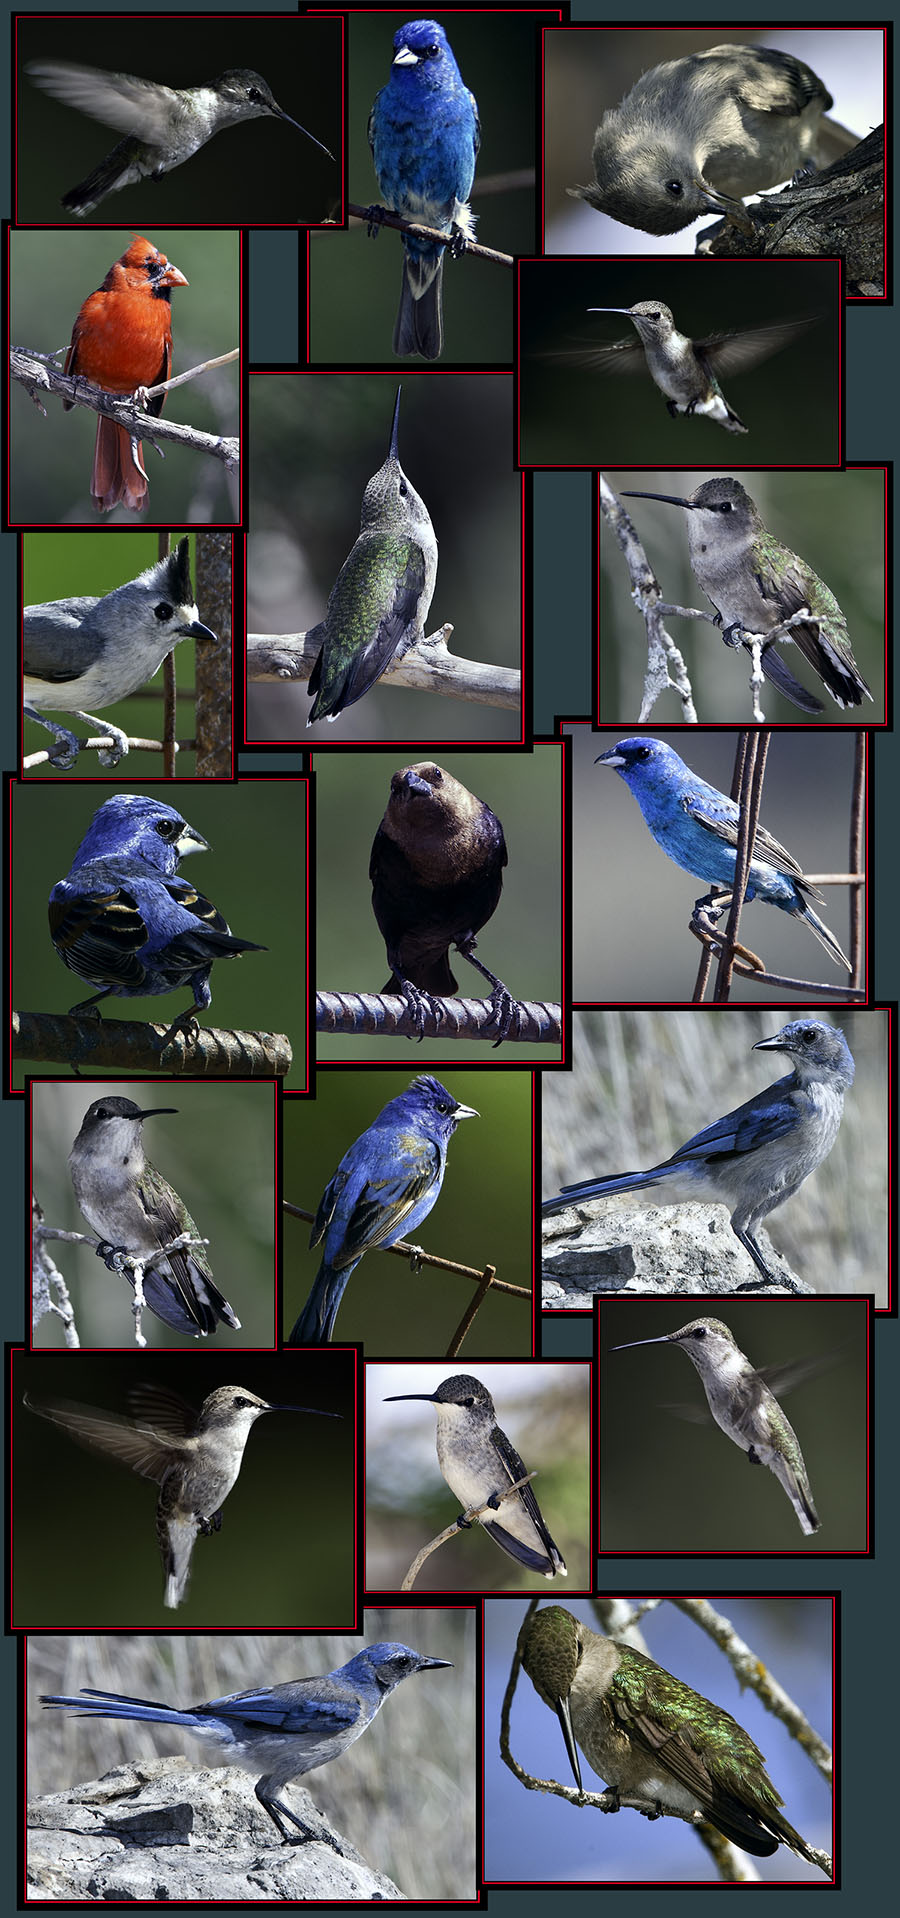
[398,980,445,1042]
[364,203,388,238]
[157,1009,201,1049]
[405,1241,425,1273]
[720,621,746,651]
[95,1241,129,1275]
[448,221,470,259]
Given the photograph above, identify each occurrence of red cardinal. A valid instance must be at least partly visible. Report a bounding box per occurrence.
[64,236,188,514]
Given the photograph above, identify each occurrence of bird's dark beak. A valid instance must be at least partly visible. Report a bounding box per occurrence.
[693,176,756,237]
[555,1692,583,1792]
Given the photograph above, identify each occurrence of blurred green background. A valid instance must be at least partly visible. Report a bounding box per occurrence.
[14,1349,354,1627]
[15,15,341,226]
[600,468,885,724]
[247,374,521,744]
[543,1009,888,1303]
[11,778,306,1087]
[315,748,562,1059]
[570,725,863,999]
[366,1361,591,1589]
[600,1298,868,1551]
[27,1612,476,1899]
[10,228,239,524]
[22,531,223,779]
[284,1069,533,1355]
[32,1078,275,1348]
[309,9,541,363]
[520,258,840,466]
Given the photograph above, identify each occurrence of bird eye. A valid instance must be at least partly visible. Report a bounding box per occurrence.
[153,818,181,841]
[426,42,441,58]
[248,88,264,105]
[692,1327,707,1339]
[634,745,651,762]
[664,179,684,198]
[154,601,174,624]
[398,478,408,496]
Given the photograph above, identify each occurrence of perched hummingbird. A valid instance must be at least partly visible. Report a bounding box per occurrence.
[306,386,438,725]
[569,43,857,236]
[67,1097,240,1339]
[40,1643,452,1847]
[24,1382,338,1608]
[581,303,813,434]
[610,1317,820,1535]
[519,1605,827,1871]
[28,60,334,215]
[622,478,872,713]
[384,1373,567,1579]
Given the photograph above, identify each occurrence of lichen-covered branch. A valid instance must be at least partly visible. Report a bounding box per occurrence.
[600,474,699,722]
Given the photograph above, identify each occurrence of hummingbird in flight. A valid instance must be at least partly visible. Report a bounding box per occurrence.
[25,1382,339,1608]
[518,1605,828,1871]
[67,1097,240,1340]
[28,60,334,215]
[580,302,813,434]
[384,1373,567,1579]
[611,1317,821,1535]
[623,477,873,714]
[306,386,438,725]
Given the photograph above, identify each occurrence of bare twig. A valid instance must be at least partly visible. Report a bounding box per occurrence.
[13,1011,291,1077]
[348,201,513,267]
[10,347,240,471]
[599,476,698,721]
[283,1201,530,1302]
[247,624,520,711]
[398,1471,538,1590]
[316,990,561,1045]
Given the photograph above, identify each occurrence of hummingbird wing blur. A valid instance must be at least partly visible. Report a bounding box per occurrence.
[127,1382,199,1436]
[24,1393,180,1483]
[29,63,186,142]
[310,1147,441,1271]
[698,317,816,378]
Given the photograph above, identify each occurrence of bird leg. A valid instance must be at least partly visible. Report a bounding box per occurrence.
[158,1007,202,1048]
[23,706,82,770]
[94,1240,130,1275]
[255,1779,344,1852]
[365,203,388,237]
[455,938,522,1046]
[71,712,132,769]
[196,1508,223,1536]
[393,974,446,1042]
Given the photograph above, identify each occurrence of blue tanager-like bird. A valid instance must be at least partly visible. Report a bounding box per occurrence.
[289,1074,478,1344]
[48,793,265,1040]
[368,18,480,360]
[595,737,851,971]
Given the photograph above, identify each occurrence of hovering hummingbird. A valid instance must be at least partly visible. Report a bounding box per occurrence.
[28,60,334,215]
[67,1097,240,1340]
[384,1373,567,1579]
[24,1382,338,1608]
[569,42,857,236]
[518,1605,828,1871]
[306,386,438,725]
[622,477,873,713]
[610,1317,820,1535]
[580,303,813,434]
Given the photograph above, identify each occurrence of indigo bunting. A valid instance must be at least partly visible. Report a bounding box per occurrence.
[49,793,265,1037]
[288,1073,478,1345]
[596,737,851,970]
[371,761,518,1042]
[543,1019,854,1287]
[368,18,480,360]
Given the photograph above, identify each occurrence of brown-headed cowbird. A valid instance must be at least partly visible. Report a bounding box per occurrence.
[370,761,519,1043]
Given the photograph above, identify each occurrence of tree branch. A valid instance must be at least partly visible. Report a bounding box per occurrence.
[695,126,884,295]
[247,624,520,711]
[398,1472,538,1590]
[600,475,698,721]
[13,1010,291,1077]
[283,1201,530,1302]
[315,990,561,1045]
[348,202,513,267]
[10,347,240,471]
